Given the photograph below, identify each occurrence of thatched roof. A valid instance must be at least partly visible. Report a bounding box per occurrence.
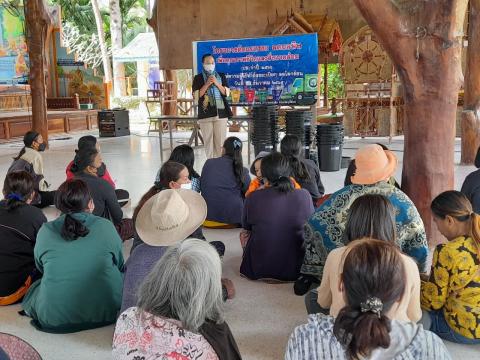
[264,11,343,54]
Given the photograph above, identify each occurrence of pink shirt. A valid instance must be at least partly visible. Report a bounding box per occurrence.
[113,307,219,360]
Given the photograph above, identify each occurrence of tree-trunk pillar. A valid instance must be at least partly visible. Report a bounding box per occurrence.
[352,0,466,246]
[25,0,50,144]
[402,96,457,246]
[462,0,480,164]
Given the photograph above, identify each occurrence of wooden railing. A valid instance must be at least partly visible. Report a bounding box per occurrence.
[177,98,194,116]
[0,93,90,111]
[0,93,32,111]
[46,94,80,109]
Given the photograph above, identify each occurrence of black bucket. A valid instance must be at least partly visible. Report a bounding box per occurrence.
[316,123,344,171]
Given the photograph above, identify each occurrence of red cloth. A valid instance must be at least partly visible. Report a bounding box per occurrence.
[66,160,116,189]
[315,194,331,208]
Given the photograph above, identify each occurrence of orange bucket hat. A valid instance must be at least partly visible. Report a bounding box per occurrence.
[351,144,397,185]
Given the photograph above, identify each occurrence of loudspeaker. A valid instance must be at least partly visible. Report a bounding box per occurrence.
[98,109,130,137]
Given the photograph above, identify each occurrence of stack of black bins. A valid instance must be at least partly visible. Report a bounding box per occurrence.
[316,123,344,171]
[251,105,279,156]
[285,110,313,158]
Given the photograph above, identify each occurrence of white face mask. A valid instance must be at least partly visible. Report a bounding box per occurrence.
[180,182,192,190]
[203,64,215,73]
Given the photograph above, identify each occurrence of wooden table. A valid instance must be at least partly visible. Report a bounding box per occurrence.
[150,115,252,163]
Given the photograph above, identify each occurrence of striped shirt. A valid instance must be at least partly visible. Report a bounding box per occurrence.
[285,314,451,360]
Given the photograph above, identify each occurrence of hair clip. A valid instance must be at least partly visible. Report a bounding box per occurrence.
[233,140,242,149]
[360,296,383,318]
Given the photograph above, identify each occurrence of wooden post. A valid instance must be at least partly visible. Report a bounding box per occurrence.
[323,60,328,109]
[73,93,80,109]
[389,70,397,140]
[462,110,480,163]
[462,0,480,164]
[164,69,178,115]
[52,29,60,97]
[24,0,51,143]
[352,0,467,246]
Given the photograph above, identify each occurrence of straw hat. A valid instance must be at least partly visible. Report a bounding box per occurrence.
[135,189,207,246]
[351,144,397,185]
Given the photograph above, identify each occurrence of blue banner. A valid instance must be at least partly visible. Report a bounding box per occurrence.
[193,34,319,105]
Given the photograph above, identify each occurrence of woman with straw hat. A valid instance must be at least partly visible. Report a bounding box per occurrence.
[294,144,428,295]
[121,189,234,313]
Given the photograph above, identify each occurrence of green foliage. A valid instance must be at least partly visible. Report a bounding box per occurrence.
[48,0,147,72]
[120,0,147,45]
[49,0,96,35]
[320,64,345,99]
[1,0,23,18]
[49,0,147,44]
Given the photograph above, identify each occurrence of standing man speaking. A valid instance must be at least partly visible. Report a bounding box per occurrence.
[192,54,232,159]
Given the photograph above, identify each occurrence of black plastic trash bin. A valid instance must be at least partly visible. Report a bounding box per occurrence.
[251,105,279,156]
[285,110,313,158]
[316,123,344,172]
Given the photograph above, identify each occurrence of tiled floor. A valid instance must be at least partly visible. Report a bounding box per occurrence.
[0,130,479,359]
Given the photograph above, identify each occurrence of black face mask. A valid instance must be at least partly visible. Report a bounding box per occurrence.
[96,163,106,177]
[37,143,46,152]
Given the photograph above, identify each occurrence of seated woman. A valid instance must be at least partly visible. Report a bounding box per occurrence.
[113,239,241,360]
[7,131,55,208]
[309,194,421,324]
[246,151,300,197]
[130,161,210,252]
[280,134,324,203]
[421,190,480,344]
[66,135,129,206]
[21,179,124,333]
[168,144,201,192]
[0,172,47,306]
[344,143,400,188]
[72,147,133,240]
[201,137,251,228]
[240,153,314,281]
[297,144,428,294]
[121,189,207,312]
[130,161,225,256]
[286,239,450,360]
[245,151,269,196]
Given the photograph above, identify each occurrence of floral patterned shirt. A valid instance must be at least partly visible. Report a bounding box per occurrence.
[421,236,480,339]
[112,307,219,360]
[301,182,428,279]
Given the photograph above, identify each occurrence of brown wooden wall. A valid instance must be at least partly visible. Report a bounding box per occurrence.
[154,0,366,69]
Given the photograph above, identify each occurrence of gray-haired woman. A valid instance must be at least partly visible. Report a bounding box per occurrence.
[113,239,241,360]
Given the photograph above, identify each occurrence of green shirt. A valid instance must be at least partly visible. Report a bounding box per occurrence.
[22,212,124,333]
